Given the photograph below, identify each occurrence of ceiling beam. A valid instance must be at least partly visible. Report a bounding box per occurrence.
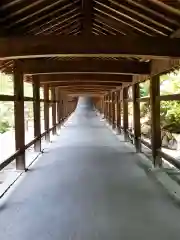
[38,74,132,82]
[0,36,180,59]
[68,93,105,96]
[82,0,92,35]
[10,59,150,75]
[44,82,121,87]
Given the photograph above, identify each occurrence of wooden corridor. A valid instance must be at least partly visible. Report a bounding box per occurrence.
[0,98,180,240]
[1,1,180,238]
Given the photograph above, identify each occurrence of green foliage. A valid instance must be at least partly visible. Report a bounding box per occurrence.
[140,70,180,131]
[140,81,150,97]
[0,101,14,133]
[160,101,180,126]
[0,120,10,133]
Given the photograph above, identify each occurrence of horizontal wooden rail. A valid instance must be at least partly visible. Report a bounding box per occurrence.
[141,138,152,149]
[0,94,62,103]
[123,130,180,171]
[136,97,150,102]
[0,116,68,172]
[0,150,20,171]
[158,150,180,169]
[157,94,180,101]
[0,95,14,101]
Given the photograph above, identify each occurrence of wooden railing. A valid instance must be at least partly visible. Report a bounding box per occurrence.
[96,82,180,170]
[0,116,69,172]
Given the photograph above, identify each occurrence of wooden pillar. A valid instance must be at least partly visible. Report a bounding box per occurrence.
[132,83,141,152]
[56,88,61,124]
[108,94,111,123]
[110,93,112,124]
[103,95,107,119]
[44,84,50,142]
[33,76,41,152]
[116,90,121,133]
[14,60,25,170]
[123,87,128,141]
[112,92,116,128]
[51,88,57,135]
[106,96,108,120]
[150,75,162,166]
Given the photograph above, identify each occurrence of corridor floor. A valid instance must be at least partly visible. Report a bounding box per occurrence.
[1,100,180,239]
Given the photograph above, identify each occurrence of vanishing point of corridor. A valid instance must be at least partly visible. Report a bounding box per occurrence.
[0,98,180,240]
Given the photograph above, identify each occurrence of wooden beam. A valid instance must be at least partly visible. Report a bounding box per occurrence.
[51,88,57,135]
[116,90,121,133]
[13,60,25,170]
[150,74,162,166]
[39,74,132,83]
[108,94,111,123]
[123,87,128,141]
[56,88,61,124]
[68,93,104,97]
[132,83,141,152]
[44,82,122,87]
[0,36,180,59]
[33,75,41,152]
[6,59,150,75]
[82,0,92,35]
[112,92,116,128]
[44,84,50,142]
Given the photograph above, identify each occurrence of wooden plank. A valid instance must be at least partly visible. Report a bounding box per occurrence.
[123,87,128,141]
[132,83,141,152]
[51,87,57,135]
[32,76,41,152]
[13,60,25,170]
[150,74,162,166]
[44,84,50,142]
[1,36,180,59]
[6,59,150,75]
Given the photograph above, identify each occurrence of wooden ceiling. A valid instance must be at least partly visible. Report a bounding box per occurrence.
[0,0,180,96]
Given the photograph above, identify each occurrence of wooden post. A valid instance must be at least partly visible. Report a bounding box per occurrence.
[112,92,116,128]
[104,96,107,119]
[44,84,50,142]
[116,90,121,133]
[56,88,61,125]
[132,83,141,152]
[108,94,111,123]
[150,75,162,166]
[51,87,57,135]
[13,60,25,170]
[123,87,128,141]
[33,76,41,152]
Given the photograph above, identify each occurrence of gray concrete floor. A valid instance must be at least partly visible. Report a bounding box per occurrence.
[1,98,180,239]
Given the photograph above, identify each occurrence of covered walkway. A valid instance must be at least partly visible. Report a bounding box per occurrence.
[0,98,180,240]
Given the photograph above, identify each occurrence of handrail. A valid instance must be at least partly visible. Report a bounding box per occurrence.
[0,117,67,172]
[122,129,180,171]
[158,150,180,170]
